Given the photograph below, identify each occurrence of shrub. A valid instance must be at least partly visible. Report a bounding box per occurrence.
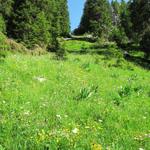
[109,27,129,47]
[92,38,118,50]
[0,32,9,51]
[55,38,67,60]
[92,38,106,49]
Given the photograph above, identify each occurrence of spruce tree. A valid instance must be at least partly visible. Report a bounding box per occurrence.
[75,0,112,37]
[10,0,54,48]
[0,0,14,34]
[129,0,150,37]
[120,0,132,39]
[0,0,70,50]
[57,0,70,36]
[129,0,150,55]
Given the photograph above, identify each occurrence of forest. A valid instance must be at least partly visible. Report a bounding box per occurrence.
[0,0,150,149]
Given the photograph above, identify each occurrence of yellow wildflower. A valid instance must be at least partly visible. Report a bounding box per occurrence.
[92,144,102,150]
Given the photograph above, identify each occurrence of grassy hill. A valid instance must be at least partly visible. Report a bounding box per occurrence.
[0,40,150,150]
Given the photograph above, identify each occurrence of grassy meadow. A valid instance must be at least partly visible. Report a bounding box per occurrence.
[0,40,150,150]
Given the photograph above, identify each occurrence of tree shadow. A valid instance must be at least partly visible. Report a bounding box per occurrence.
[67,49,114,56]
[124,54,150,70]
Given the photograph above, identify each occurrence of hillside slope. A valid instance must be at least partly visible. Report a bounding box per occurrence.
[0,51,150,149]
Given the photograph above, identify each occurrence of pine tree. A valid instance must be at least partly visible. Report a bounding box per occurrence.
[129,0,150,37]
[0,0,14,34]
[0,0,70,50]
[129,0,150,55]
[57,0,70,36]
[9,0,54,48]
[120,0,132,39]
[75,0,112,38]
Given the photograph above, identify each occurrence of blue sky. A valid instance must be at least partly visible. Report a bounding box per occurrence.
[68,0,128,31]
[68,0,86,31]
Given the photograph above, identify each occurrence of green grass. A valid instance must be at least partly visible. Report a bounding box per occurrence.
[63,40,93,52]
[0,49,150,150]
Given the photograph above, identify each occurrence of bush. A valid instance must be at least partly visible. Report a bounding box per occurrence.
[92,38,118,50]
[55,38,67,60]
[0,32,9,51]
[109,27,129,47]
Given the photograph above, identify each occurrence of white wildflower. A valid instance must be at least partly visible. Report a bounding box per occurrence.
[34,76,47,82]
[2,100,6,104]
[72,128,79,134]
[98,119,103,123]
[139,148,144,150]
[56,115,61,119]
[24,111,30,116]
[85,126,90,129]
[64,115,68,118]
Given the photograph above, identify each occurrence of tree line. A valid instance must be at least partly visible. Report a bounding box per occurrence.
[74,0,150,57]
[0,0,70,50]
[0,0,149,56]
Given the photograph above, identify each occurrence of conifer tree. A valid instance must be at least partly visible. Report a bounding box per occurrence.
[0,0,14,34]
[57,0,70,36]
[120,0,132,39]
[75,0,112,38]
[130,0,150,36]
[129,0,150,56]
[0,0,70,49]
[9,0,52,47]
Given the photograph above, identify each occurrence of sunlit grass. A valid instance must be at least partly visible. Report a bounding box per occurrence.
[0,52,150,149]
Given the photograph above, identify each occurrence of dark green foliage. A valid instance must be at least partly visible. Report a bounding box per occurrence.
[74,0,112,37]
[0,0,15,35]
[0,32,9,50]
[118,85,132,98]
[129,0,150,36]
[0,0,70,49]
[140,29,150,58]
[10,0,53,48]
[120,0,132,39]
[110,0,131,45]
[0,14,6,33]
[110,27,128,46]
[55,38,67,60]
[57,0,70,37]
[0,0,14,18]
[129,0,150,55]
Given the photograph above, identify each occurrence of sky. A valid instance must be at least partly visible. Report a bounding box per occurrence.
[68,0,86,31]
[68,0,128,31]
